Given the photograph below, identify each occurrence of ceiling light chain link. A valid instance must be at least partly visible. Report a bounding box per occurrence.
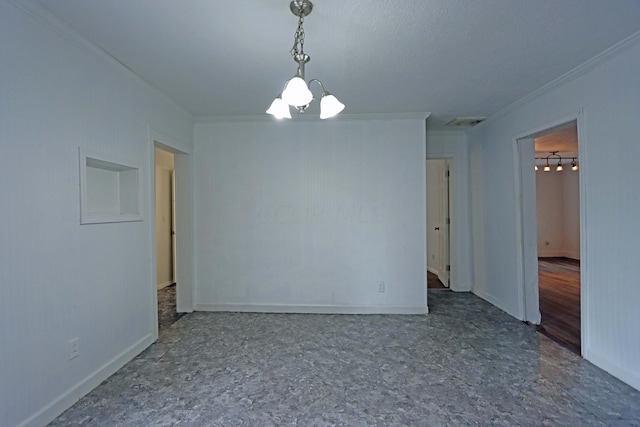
[290,13,305,57]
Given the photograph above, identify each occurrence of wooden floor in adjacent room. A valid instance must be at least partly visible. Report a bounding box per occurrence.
[537,257,581,354]
[427,271,447,289]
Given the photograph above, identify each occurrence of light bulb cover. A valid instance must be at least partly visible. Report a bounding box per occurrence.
[266,97,291,119]
[543,164,551,172]
[319,93,345,119]
[556,163,563,171]
[281,76,313,107]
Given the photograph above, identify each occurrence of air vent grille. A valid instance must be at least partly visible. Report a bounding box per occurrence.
[445,117,487,127]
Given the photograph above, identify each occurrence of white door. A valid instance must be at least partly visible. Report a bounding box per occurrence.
[171,170,177,284]
[437,160,450,287]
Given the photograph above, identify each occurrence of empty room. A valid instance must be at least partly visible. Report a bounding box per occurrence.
[2,0,640,426]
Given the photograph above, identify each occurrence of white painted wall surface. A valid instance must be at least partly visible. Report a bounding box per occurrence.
[193,117,427,314]
[536,170,580,259]
[0,2,193,426]
[562,169,580,260]
[426,131,473,291]
[468,34,640,390]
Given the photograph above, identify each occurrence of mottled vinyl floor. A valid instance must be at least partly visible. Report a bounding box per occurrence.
[50,291,640,426]
[157,284,185,331]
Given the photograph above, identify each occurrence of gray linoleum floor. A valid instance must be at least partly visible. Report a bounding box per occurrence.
[50,291,640,426]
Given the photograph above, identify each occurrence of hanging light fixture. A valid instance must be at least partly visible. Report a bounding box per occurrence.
[266,0,345,120]
[535,151,579,172]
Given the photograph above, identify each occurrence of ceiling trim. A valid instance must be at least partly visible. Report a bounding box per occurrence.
[195,112,431,123]
[485,29,640,126]
[8,0,193,119]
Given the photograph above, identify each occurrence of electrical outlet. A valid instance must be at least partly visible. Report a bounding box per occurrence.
[378,281,385,293]
[69,338,80,360]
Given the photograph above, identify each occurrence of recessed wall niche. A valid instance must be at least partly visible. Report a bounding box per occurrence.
[79,149,143,224]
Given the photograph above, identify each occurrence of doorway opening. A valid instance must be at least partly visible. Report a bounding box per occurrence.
[150,130,193,341]
[534,123,581,353]
[516,117,583,355]
[426,158,451,290]
[155,147,183,331]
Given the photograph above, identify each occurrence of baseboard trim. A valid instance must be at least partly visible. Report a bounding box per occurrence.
[537,251,580,260]
[584,347,640,391]
[427,267,439,275]
[18,334,154,427]
[157,281,173,290]
[195,303,428,315]
[472,289,521,320]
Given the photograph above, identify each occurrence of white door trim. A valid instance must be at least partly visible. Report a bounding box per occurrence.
[512,109,587,356]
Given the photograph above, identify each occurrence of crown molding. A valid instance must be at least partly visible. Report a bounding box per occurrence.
[8,0,193,120]
[195,112,430,124]
[487,29,640,125]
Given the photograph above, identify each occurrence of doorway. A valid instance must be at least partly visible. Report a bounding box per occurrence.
[426,159,451,289]
[534,123,581,353]
[515,116,583,355]
[155,147,182,331]
[150,129,193,341]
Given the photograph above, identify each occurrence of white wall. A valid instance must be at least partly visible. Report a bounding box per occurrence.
[426,131,473,291]
[468,33,640,390]
[0,2,193,426]
[562,169,580,259]
[193,116,427,314]
[536,169,580,259]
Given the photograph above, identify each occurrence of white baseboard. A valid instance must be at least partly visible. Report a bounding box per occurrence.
[157,280,173,290]
[427,266,439,275]
[537,251,580,260]
[194,303,428,315]
[18,334,154,427]
[584,347,640,391]
[472,289,521,320]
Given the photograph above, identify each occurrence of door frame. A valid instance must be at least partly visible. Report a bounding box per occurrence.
[512,109,588,355]
[149,128,193,341]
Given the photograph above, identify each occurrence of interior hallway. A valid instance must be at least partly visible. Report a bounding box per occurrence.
[50,292,639,426]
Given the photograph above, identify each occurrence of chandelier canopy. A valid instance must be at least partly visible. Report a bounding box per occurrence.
[266,0,345,120]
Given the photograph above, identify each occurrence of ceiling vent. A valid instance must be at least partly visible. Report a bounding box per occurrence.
[445,117,487,127]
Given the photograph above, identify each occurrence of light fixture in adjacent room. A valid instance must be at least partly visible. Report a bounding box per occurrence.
[266,0,345,120]
[535,151,578,172]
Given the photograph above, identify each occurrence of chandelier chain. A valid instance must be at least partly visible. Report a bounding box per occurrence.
[290,13,305,57]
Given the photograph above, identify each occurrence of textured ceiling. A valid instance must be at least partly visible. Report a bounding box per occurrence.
[33,0,640,121]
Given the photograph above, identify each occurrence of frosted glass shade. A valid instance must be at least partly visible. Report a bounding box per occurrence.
[319,94,345,119]
[266,97,291,119]
[281,77,313,107]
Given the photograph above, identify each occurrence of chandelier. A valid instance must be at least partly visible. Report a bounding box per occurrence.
[266,0,345,120]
